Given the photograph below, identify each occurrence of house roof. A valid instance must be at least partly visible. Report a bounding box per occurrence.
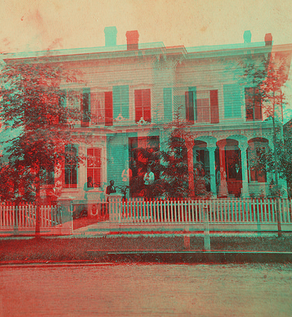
[2,38,292,64]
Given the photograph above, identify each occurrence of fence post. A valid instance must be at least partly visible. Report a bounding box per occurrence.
[204,200,211,251]
[276,198,282,238]
[13,205,19,235]
[57,198,73,235]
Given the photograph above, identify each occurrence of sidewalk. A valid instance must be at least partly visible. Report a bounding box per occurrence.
[1,233,292,264]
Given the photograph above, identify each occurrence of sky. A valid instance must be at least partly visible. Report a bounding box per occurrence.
[0,0,292,120]
[1,0,292,53]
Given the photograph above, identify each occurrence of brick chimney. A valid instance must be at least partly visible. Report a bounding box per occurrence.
[265,33,273,46]
[126,30,139,50]
[104,26,117,47]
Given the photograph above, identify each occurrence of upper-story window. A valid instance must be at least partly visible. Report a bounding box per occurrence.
[223,84,242,119]
[245,87,262,121]
[135,89,151,123]
[80,88,113,127]
[185,88,219,124]
[113,85,129,120]
[90,92,105,125]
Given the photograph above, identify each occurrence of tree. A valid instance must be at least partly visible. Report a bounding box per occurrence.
[152,109,209,199]
[0,56,83,237]
[252,120,292,197]
[240,51,292,237]
[154,133,189,199]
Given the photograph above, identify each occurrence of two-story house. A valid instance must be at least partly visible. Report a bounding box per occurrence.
[2,27,292,202]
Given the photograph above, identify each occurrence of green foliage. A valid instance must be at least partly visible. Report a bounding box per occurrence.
[150,110,192,198]
[154,134,189,198]
[241,52,292,197]
[239,53,289,119]
[0,59,83,203]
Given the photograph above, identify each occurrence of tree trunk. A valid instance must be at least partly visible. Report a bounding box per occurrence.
[13,205,19,235]
[272,92,282,237]
[35,171,41,238]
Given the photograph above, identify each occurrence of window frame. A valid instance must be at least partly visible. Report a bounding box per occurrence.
[87,148,102,188]
[245,87,262,121]
[134,89,151,123]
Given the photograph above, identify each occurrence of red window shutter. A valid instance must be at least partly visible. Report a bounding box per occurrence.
[210,90,219,124]
[143,89,151,122]
[185,91,194,123]
[254,88,262,120]
[135,90,142,122]
[105,91,113,126]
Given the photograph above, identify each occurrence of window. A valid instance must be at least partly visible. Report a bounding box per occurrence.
[245,87,262,121]
[185,88,219,124]
[64,145,77,188]
[113,85,129,119]
[87,148,101,188]
[65,90,81,126]
[197,91,210,123]
[90,92,105,125]
[135,89,151,123]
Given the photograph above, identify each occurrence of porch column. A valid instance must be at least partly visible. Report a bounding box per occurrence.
[238,141,249,198]
[79,145,87,193]
[186,139,195,199]
[207,146,217,198]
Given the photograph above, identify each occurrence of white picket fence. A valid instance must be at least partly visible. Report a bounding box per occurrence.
[0,204,61,229]
[109,198,292,225]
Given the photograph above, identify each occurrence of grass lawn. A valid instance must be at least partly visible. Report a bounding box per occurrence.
[1,234,292,263]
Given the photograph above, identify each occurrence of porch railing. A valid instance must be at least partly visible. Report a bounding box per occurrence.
[109,198,292,225]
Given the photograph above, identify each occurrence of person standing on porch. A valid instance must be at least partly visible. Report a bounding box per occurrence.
[130,160,138,196]
[218,167,228,198]
[144,166,154,199]
[83,177,93,200]
[234,163,242,197]
[106,180,116,196]
[121,161,132,200]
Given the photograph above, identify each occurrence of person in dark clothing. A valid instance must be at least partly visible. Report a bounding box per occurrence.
[233,163,242,197]
[234,163,242,180]
[106,180,117,216]
[130,160,138,196]
[106,180,116,195]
